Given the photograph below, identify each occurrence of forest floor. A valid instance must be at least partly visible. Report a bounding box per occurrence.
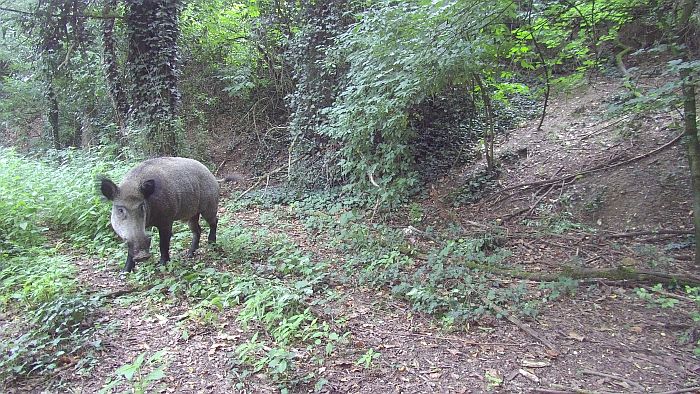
[5,77,700,393]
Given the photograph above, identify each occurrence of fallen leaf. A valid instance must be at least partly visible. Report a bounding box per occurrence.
[630,326,643,334]
[429,372,442,379]
[154,314,168,325]
[518,368,540,383]
[521,359,551,368]
[566,331,585,342]
[447,348,462,356]
[208,343,226,355]
[216,332,239,341]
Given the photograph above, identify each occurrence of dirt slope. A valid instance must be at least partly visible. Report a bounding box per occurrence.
[456,78,692,233]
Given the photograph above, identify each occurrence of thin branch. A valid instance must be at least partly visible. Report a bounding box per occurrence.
[604,230,693,239]
[0,5,34,17]
[237,158,299,200]
[0,5,122,20]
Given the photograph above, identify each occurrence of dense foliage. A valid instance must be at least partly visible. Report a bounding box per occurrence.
[0,148,130,380]
[1,0,697,204]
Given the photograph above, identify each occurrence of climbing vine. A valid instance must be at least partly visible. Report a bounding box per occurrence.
[124,0,183,156]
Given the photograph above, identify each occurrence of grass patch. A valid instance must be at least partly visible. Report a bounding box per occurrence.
[0,148,131,382]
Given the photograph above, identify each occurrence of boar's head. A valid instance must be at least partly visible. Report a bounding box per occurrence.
[100,177,154,263]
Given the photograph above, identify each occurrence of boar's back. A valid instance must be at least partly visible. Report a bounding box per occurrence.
[121,157,219,225]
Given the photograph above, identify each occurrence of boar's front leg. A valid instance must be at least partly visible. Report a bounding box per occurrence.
[124,252,136,273]
[157,223,173,265]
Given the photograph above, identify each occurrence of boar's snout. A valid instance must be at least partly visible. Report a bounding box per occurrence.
[128,237,152,262]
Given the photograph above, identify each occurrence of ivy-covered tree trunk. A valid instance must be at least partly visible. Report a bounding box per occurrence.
[676,0,700,267]
[38,1,63,150]
[125,0,182,156]
[46,78,60,150]
[287,0,353,188]
[102,0,128,133]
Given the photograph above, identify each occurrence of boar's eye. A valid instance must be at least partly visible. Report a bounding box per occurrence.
[117,207,125,216]
[138,203,145,213]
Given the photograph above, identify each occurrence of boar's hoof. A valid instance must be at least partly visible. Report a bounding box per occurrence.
[123,260,136,273]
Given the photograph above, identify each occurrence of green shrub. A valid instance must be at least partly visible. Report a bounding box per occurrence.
[0,147,129,256]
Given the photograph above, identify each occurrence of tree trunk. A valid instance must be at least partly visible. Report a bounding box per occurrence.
[474,76,496,172]
[125,0,182,155]
[682,71,700,267]
[102,0,128,133]
[46,79,60,150]
[677,0,699,268]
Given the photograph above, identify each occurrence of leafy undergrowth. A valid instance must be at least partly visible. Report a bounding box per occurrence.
[90,186,699,392]
[2,149,699,393]
[0,148,128,383]
[236,190,584,327]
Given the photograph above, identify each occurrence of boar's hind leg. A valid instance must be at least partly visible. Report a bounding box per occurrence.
[203,211,217,245]
[186,214,202,258]
[157,223,173,264]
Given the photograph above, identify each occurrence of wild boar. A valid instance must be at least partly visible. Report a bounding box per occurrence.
[100,157,220,272]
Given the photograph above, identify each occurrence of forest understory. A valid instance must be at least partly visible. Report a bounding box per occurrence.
[3,76,699,394]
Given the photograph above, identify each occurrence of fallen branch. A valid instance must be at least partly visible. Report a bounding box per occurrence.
[215,159,228,176]
[503,207,530,222]
[526,183,557,218]
[603,230,693,239]
[579,114,632,141]
[533,388,596,394]
[480,295,558,353]
[641,285,697,303]
[104,289,134,298]
[404,227,700,286]
[484,133,683,204]
[653,387,700,394]
[386,330,522,347]
[536,384,619,394]
[463,220,495,230]
[88,287,138,299]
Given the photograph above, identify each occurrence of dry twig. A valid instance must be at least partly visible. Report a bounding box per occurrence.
[581,369,645,392]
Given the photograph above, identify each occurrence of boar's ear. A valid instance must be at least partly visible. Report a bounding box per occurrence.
[100,178,118,200]
[140,179,156,199]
